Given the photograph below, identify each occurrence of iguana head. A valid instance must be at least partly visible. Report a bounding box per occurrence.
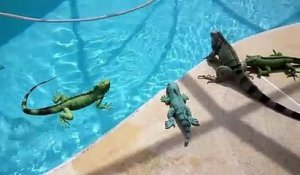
[166,82,181,98]
[245,56,260,66]
[210,31,225,52]
[94,80,110,94]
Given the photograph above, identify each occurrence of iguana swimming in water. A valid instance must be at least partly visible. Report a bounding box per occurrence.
[244,49,300,80]
[198,31,300,121]
[21,77,112,126]
[161,82,200,147]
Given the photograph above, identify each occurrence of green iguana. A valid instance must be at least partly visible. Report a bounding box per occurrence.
[21,77,112,126]
[160,82,200,147]
[198,31,300,121]
[244,49,300,80]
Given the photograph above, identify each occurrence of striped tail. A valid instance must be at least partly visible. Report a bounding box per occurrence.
[21,77,57,115]
[235,70,300,121]
[177,116,191,147]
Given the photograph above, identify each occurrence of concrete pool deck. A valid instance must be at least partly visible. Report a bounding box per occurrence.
[48,23,300,175]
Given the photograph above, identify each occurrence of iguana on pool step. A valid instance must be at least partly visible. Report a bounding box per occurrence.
[21,77,112,126]
[198,31,300,121]
[161,82,200,147]
[244,49,300,80]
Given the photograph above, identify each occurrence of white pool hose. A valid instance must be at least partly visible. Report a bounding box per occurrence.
[0,0,155,23]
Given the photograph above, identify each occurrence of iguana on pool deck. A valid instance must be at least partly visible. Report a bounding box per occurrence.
[21,77,112,126]
[198,31,300,121]
[160,82,200,147]
[244,49,300,80]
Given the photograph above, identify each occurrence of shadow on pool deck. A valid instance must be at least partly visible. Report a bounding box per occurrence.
[88,75,300,175]
[0,0,66,47]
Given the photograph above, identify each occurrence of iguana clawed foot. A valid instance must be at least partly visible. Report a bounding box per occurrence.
[160,95,170,104]
[198,74,217,83]
[165,117,176,129]
[256,73,263,79]
[59,117,71,128]
[285,70,298,81]
[58,108,73,128]
[181,93,189,100]
[189,117,200,126]
[98,102,113,110]
[95,98,113,110]
[245,72,254,80]
[52,92,68,103]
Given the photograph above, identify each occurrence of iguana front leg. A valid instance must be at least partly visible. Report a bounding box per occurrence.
[257,66,271,78]
[160,95,171,105]
[95,98,112,110]
[245,72,254,80]
[186,106,200,126]
[206,54,220,63]
[165,107,176,129]
[284,63,298,81]
[59,108,73,127]
[198,65,233,83]
[181,94,189,103]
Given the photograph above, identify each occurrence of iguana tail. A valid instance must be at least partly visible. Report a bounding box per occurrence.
[291,57,300,64]
[182,120,191,147]
[235,70,300,121]
[21,77,59,115]
[177,114,191,147]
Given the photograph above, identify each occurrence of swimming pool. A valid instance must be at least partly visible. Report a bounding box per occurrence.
[0,0,299,174]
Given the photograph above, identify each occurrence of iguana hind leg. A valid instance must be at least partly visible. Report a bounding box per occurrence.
[257,66,271,78]
[53,92,68,104]
[186,106,200,126]
[198,65,233,83]
[165,107,176,129]
[284,63,298,81]
[58,108,73,127]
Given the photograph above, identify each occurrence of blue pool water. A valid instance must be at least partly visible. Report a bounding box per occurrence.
[0,0,299,174]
